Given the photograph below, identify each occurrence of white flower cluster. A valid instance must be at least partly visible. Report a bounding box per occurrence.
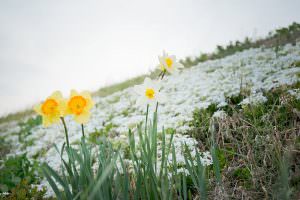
[240,91,267,105]
[165,134,212,168]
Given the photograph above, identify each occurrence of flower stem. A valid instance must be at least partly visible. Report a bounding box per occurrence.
[81,124,85,138]
[161,70,166,80]
[60,117,70,148]
[145,104,149,134]
[158,69,166,80]
[158,71,163,78]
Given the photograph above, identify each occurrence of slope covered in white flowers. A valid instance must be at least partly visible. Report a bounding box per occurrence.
[1,42,300,194]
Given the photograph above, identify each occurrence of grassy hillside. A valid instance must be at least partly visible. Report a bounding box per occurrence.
[0,22,300,199]
[181,22,300,67]
[187,82,300,199]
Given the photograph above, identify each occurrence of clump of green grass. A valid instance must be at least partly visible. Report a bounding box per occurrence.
[188,104,218,142]
[32,148,48,160]
[88,123,117,144]
[187,83,300,199]
[0,154,39,193]
[232,167,252,189]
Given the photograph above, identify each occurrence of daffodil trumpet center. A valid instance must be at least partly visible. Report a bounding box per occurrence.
[165,57,173,68]
[145,88,155,99]
[41,99,58,115]
[68,96,87,115]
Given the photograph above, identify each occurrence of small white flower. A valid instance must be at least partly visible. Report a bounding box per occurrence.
[201,151,213,166]
[158,51,184,74]
[212,110,227,119]
[134,77,165,107]
[177,168,190,175]
[200,157,213,166]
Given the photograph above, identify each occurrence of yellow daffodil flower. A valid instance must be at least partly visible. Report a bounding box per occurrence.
[158,51,184,74]
[134,77,165,107]
[66,90,94,124]
[34,91,67,127]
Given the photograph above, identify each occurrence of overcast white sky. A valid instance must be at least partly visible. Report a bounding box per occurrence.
[0,0,300,117]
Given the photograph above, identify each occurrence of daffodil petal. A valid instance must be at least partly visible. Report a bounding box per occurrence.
[34,104,42,115]
[81,91,92,99]
[74,112,90,124]
[70,89,78,97]
[50,91,63,100]
[170,55,176,61]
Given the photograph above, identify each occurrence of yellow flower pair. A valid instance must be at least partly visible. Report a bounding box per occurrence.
[34,90,94,127]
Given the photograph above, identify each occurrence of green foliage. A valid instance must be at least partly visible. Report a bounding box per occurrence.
[188,104,218,142]
[0,136,11,157]
[42,109,217,199]
[88,123,117,144]
[242,85,300,132]
[0,154,38,193]
[165,127,176,135]
[273,154,292,200]
[181,22,300,68]
[42,137,117,200]
[186,82,300,198]
[222,93,246,116]
[227,93,245,105]
[215,148,227,170]
[197,53,209,63]
[232,167,252,188]
[293,60,300,67]
[32,148,48,160]
[183,144,207,199]
[1,179,53,200]
[121,109,129,117]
